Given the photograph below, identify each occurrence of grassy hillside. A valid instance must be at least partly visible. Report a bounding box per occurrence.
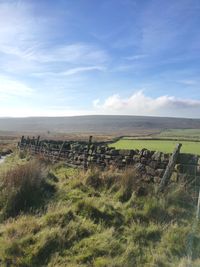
[0,115,200,135]
[0,153,199,267]
[154,129,200,141]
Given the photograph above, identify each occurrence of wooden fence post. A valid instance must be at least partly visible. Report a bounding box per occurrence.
[196,189,200,219]
[158,143,182,192]
[58,141,65,160]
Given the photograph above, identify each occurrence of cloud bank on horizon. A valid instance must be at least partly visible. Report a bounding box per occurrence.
[0,0,200,118]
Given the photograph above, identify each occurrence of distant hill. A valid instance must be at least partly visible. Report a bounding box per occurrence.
[0,115,200,135]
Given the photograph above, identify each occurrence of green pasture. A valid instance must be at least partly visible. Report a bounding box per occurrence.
[154,129,200,140]
[111,139,200,154]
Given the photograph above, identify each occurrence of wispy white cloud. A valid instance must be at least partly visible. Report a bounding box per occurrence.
[0,1,109,74]
[178,79,198,86]
[32,66,105,77]
[93,90,200,118]
[0,75,34,98]
[61,66,105,75]
[124,54,148,60]
[36,44,109,64]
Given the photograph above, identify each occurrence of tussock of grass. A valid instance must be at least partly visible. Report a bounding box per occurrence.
[0,159,55,219]
[0,153,199,266]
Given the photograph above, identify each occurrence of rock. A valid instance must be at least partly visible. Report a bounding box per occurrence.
[146,166,156,176]
[152,151,161,161]
[142,149,151,158]
[157,163,167,169]
[134,163,146,173]
[161,153,170,162]
[148,160,158,169]
[1,148,12,156]
[155,169,165,177]
[139,150,143,156]
[140,157,147,164]
[125,156,132,164]
[110,149,119,156]
[133,155,140,163]
[119,150,134,156]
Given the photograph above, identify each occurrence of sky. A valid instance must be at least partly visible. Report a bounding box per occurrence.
[0,0,200,118]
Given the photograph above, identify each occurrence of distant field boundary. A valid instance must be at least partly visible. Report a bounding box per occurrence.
[110,138,200,155]
[120,137,200,142]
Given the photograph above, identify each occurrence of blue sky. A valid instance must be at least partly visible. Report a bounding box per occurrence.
[0,0,200,117]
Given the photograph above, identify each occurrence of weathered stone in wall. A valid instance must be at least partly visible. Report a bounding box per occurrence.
[133,155,140,163]
[148,160,159,169]
[134,163,146,173]
[155,169,165,177]
[110,149,120,156]
[97,147,106,153]
[142,149,152,158]
[142,174,153,183]
[161,153,170,163]
[152,151,162,161]
[119,150,134,156]
[140,157,147,164]
[125,156,132,164]
[139,150,143,156]
[158,162,168,169]
[145,166,156,176]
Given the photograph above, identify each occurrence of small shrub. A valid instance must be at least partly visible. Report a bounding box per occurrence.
[44,205,75,227]
[85,169,102,189]
[71,228,122,264]
[165,185,194,210]
[76,199,124,227]
[0,160,55,218]
[119,168,141,202]
[143,197,170,224]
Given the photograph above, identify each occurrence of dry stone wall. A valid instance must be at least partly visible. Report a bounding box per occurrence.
[18,136,200,188]
[18,136,172,184]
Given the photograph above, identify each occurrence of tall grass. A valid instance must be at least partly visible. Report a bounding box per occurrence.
[0,160,54,219]
[0,157,199,266]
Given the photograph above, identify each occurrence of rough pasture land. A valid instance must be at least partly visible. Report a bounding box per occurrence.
[0,153,199,267]
[111,139,200,154]
[154,129,200,141]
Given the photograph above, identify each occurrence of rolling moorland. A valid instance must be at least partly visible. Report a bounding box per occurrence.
[1,115,200,135]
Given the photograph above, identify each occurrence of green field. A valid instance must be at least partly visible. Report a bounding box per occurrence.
[154,129,200,140]
[111,139,200,154]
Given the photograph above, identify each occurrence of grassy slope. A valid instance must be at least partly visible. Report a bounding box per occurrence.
[154,129,200,141]
[0,154,200,267]
[111,139,200,154]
